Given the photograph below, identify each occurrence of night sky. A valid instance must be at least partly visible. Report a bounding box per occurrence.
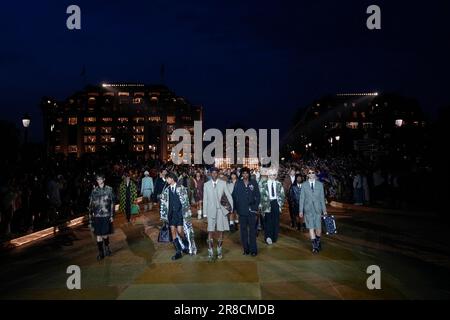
[1,0,449,142]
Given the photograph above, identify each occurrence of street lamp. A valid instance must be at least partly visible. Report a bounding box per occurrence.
[22,113,31,145]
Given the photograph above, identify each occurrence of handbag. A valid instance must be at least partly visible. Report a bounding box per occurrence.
[131,204,140,215]
[158,223,171,243]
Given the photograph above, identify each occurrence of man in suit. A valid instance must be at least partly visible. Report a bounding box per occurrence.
[283,169,297,228]
[232,167,261,256]
[203,167,234,260]
[299,168,328,254]
[160,172,197,260]
[259,168,285,245]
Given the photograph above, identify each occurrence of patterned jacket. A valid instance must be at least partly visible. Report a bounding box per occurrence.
[118,181,138,212]
[259,179,285,215]
[159,184,192,222]
[89,185,115,218]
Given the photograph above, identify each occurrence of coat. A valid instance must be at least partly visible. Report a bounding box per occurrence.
[232,179,261,216]
[160,185,197,254]
[289,183,302,215]
[140,176,154,199]
[203,179,234,232]
[259,179,285,216]
[119,181,137,212]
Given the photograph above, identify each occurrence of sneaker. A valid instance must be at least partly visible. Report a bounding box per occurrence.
[266,237,273,245]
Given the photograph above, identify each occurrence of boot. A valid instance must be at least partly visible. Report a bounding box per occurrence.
[316,236,322,251]
[207,238,215,261]
[217,239,223,260]
[197,209,202,220]
[181,237,190,254]
[311,239,319,254]
[104,237,112,256]
[96,240,105,260]
[171,240,182,260]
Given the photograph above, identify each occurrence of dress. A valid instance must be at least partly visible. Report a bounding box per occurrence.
[194,178,204,202]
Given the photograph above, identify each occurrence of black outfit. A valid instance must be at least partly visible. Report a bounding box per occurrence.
[264,200,281,243]
[168,187,184,227]
[232,179,261,255]
[154,177,167,202]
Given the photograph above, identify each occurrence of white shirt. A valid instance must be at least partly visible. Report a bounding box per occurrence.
[268,179,277,200]
[212,180,218,188]
[308,179,316,190]
[290,175,295,184]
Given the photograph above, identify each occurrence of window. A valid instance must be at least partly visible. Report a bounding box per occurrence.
[84,127,96,134]
[68,145,78,153]
[133,144,145,152]
[118,117,128,123]
[57,117,63,123]
[102,117,113,122]
[88,97,96,105]
[133,126,145,133]
[101,127,112,134]
[134,117,145,123]
[167,116,176,124]
[85,145,96,153]
[182,116,191,121]
[84,117,96,123]
[84,135,96,143]
[68,117,77,125]
[346,122,359,129]
[100,135,113,143]
[133,97,143,104]
[151,96,158,102]
[55,146,61,153]
[133,135,144,143]
[149,116,161,122]
[395,119,404,127]
[362,122,373,129]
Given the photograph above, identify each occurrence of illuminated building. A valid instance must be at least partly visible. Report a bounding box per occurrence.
[41,83,202,161]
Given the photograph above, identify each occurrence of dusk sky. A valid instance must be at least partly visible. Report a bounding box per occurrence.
[1,0,449,142]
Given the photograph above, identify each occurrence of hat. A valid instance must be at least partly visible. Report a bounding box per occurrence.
[166,172,178,182]
[144,171,150,176]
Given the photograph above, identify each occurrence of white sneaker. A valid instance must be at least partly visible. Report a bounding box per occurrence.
[197,210,202,220]
[266,237,272,245]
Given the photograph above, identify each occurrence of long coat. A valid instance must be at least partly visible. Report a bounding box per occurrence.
[160,185,197,255]
[259,179,285,217]
[140,176,154,199]
[119,181,137,213]
[203,179,234,232]
[289,183,302,215]
[299,180,327,229]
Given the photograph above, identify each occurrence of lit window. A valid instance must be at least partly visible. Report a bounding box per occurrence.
[395,119,404,127]
[134,117,145,123]
[84,127,96,134]
[101,127,112,134]
[346,122,359,129]
[133,144,145,152]
[100,135,113,143]
[68,117,78,125]
[133,97,143,104]
[57,117,63,123]
[88,97,96,105]
[68,145,78,153]
[118,117,128,123]
[167,116,176,124]
[118,92,129,96]
[85,145,96,153]
[314,112,319,116]
[55,146,62,153]
[149,116,161,122]
[84,136,96,143]
[363,122,373,129]
[361,112,366,118]
[133,135,144,143]
[84,117,96,123]
[102,117,113,122]
[133,126,145,133]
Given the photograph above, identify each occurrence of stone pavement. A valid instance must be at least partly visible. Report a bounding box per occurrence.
[0,204,449,300]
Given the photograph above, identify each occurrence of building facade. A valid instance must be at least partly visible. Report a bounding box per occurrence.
[41,83,202,161]
[284,92,428,160]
